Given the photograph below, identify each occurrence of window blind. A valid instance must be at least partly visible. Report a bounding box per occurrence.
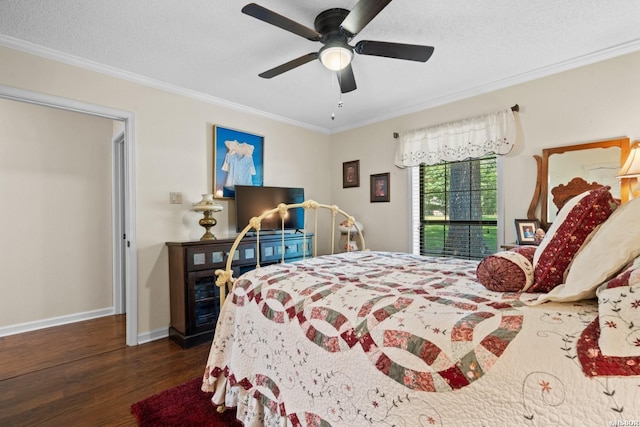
[418,156,497,260]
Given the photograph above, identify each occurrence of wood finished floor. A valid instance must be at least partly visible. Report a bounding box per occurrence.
[0,315,211,426]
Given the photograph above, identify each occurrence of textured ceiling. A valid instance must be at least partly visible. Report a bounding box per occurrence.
[1,0,640,133]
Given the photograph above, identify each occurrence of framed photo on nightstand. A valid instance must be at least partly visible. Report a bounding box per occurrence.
[514,219,540,245]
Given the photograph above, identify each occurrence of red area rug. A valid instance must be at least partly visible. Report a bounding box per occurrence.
[131,377,242,426]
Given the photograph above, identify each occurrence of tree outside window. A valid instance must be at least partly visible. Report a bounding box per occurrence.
[419,156,497,260]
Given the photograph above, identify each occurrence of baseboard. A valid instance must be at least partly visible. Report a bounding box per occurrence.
[137,327,169,344]
[0,310,171,345]
[0,307,115,338]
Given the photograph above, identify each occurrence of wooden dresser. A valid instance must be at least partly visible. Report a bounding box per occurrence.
[166,233,313,348]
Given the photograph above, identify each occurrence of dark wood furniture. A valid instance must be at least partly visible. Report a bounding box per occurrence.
[500,243,520,250]
[550,177,603,212]
[166,233,313,348]
[527,137,630,229]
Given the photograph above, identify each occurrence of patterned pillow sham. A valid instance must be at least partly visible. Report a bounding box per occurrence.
[535,196,640,304]
[476,247,535,292]
[530,186,618,293]
[596,256,640,357]
[509,245,537,261]
[532,190,591,267]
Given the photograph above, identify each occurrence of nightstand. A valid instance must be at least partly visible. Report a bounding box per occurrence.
[500,243,520,250]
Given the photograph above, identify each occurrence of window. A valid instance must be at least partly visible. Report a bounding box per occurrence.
[413,156,498,260]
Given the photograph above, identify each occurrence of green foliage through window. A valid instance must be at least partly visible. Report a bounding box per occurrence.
[419,156,497,260]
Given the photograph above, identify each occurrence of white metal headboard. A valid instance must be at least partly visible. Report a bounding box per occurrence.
[215,200,365,305]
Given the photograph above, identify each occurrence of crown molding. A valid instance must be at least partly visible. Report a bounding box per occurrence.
[2,34,639,136]
[0,34,330,134]
[331,38,640,134]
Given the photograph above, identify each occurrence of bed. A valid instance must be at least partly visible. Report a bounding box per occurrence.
[202,194,640,426]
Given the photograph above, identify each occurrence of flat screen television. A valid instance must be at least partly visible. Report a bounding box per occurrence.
[234,185,305,232]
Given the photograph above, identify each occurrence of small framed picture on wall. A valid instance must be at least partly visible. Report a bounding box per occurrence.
[342,160,360,188]
[370,172,390,202]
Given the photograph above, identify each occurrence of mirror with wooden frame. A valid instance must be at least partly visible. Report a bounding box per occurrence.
[527,137,630,229]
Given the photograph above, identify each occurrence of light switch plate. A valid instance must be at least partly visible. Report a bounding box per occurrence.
[169,192,183,204]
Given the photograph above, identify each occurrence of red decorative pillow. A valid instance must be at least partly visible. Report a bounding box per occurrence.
[530,186,618,293]
[476,250,534,292]
[509,245,536,262]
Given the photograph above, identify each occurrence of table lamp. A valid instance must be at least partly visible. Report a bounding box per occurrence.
[617,141,640,199]
[192,194,223,240]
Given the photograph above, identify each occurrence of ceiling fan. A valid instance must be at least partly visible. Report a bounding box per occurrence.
[242,0,435,93]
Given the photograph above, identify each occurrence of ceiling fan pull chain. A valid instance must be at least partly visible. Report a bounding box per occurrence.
[337,55,343,107]
[332,72,345,121]
[331,72,337,121]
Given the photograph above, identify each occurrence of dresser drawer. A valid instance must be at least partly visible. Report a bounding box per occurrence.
[186,242,260,271]
[186,246,227,271]
[260,237,312,263]
[167,233,313,348]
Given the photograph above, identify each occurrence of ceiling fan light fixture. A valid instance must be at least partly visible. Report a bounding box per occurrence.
[244,2,435,93]
[319,45,353,71]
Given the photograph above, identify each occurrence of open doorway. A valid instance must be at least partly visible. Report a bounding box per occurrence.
[0,84,138,346]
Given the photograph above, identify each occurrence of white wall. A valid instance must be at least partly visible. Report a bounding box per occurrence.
[2,43,640,338]
[0,99,114,327]
[0,45,331,336]
[330,50,640,251]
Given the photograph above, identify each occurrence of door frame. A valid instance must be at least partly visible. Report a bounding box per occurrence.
[0,84,139,346]
[113,131,126,315]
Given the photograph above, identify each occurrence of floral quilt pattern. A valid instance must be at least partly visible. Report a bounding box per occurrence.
[203,252,640,426]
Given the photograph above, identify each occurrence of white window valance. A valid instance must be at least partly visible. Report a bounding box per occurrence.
[394,108,517,167]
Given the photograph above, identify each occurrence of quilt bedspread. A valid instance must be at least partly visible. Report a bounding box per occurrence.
[202,251,640,426]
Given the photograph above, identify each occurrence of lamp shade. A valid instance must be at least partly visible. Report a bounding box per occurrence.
[617,143,640,178]
[192,194,223,213]
[319,44,353,71]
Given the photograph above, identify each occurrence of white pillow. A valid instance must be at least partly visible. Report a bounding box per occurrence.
[534,196,640,304]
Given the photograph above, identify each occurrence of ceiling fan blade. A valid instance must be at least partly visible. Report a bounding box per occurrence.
[258,53,319,79]
[242,3,321,41]
[355,40,434,62]
[337,64,357,93]
[340,0,392,36]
